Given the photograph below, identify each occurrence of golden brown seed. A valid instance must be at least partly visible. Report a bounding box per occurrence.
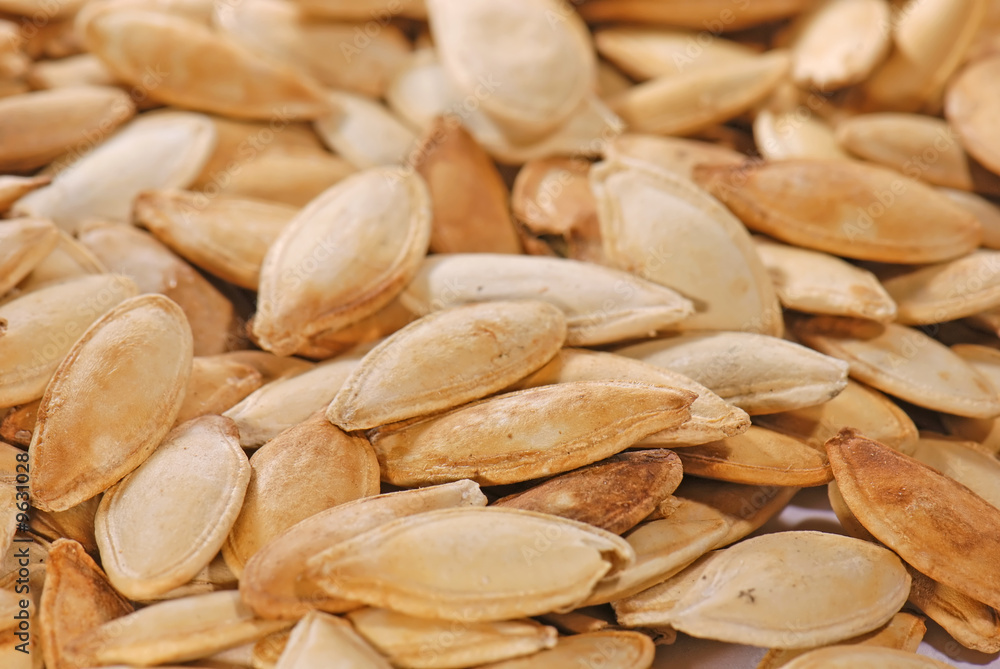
[595,27,757,81]
[603,134,746,181]
[313,90,415,169]
[782,646,955,668]
[29,294,193,512]
[671,478,800,549]
[493,450,683,535]
[328,301,566,431]
[753,108,849,161]
[274,611,390,668]
[476,630,655,669]
[947,54,1000,177]
[368,381,695,487]
[0,400,36,446]
[0,218,58,298]
[906,567,1000,654]
[910,431,1000,510]
[175,356,263,425]
[0,175,51,214]
[30,496,101,555]
[578,0,813,29]
[15,230,106,294]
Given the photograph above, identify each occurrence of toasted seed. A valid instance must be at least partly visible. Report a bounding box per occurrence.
[0,484,14,557]
[757,612,926,669]
[755,379,919,455]
[591,159,782,336]
[15,229,106,294]
[401,254,694,347]
[0,86,134,172]
[12,111,217,232]
[224,350,362,448]
[494,450,684,534]
[578,0,812,29]
[609,51,789,136]
[221,413,380,577]
[347,608,557,669]
[253,167,431,356]
[595,27,756,81]
[415,117,521,255]
[69,590,292,667]
[135,189,296,290]
[827,428,1000,610]
[476,630,654,669]
[240,480,487,620]
[695,159,982,263]
[77,222,236,357]
[863,0,986,112]
[39,539,134,669]
[273,611,390,669]
[306,507,634,622]
[906,567,1000,654]
[511,349,750,446]
[787,0,891,90]
[940,189,1000,249]
[0,274,139,408]
[674,425,832,487]
[617,332,849,415]
[947,54,1000,177]
[313,91,415,169]
[369,381,694,486]
[510,157,604,264]
[671,478,800,548]
[631,531,910,647]
[909,431,1000,511]
[603,134,746,180]
[218,350,313,384]
[24,53,116,90]
[877,250,1000,324]
[794,317,1000,418]
[754,236,896,321]
[0,400,36,446]
[213,0,412,97]
[753,108,849,161]
[29,294,193,512]
[298,298,418,360]
[782,646,954,668]
[287,0,426,19]
[583,497,730,606]
[136,553,239,605]
[940,412,1000,458]
[94,416,248,600]
[0,218,58,298]
[31,495,101,555]
[80,8,330,119]
[175,356,263,425]
[427,0,595,143]
[329,301,566,430]
[253,629,291,669]
[0,175,50,213]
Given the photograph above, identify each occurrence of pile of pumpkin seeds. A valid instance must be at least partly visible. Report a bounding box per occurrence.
[2,0,1000,667]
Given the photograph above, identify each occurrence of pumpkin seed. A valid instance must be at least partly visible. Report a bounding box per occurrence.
[476,630,655,669]
[0,218,58,298]
[274,611,391,669]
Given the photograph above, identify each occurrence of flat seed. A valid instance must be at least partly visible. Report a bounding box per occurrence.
[39,539,133,669]
[253,167,432,356]
[603,134,746,180]
[781,646,955,668]
[0,175,50,213]
[595,27,757,81]
[591,159,782,336]
[827,428,1000,610]
[29,294,193,512]
[305,507,634,622]
[794,316,1000,418]
[135,189,296,290]
[0,400,36,446]
[31,495,101,555]
[940,189,1000,249]
[368,381,694,487]
[788,0,891,90]
[15,229,106,294]
[910,431,1000,510]
[427,0,595,143]
[753,108,849,161]
[24,53,116,90]
[219,350,313,384]
[314,91,416,169]
[94,415,248,600]
[400,254,694,347]
[617,332,849,415]
[221,413,380,577]
[223,350,362,448]
[754,236,896,321]
[328,301,566,430]
[175,356,263,425]
[286,0,426,19]
[609,51,789,136]
[77,222,236,357]
[947,54,1000,177]
[0,274,139,409]
[863,0,986,111]
[694,159,982,263]
[274,611,390,669]
[0,86,134,172]
[240,480,487,620]
[674,425,832,487]
[415,117,522,255]
[0,218,58,298]
[68,590,292,667]
[475,631,655,669]
[79,8,330,119]
[12,111,217,232]
[671,478,800,549]
[346,608,558,669]
[877,250,1000,324]
[136,554,239,605]
[755,379,919,455]
[577,0,813,29]
[493,450,684,534]
[906,567,1000,654]
[298,298,418,360]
